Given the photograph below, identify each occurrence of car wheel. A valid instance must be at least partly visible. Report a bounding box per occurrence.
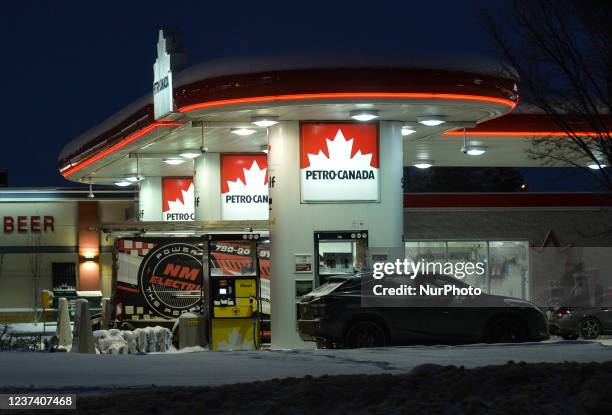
[344,321,386,348]
[561,333,579,340]
[486,317,527,343]
[579,317,601,340]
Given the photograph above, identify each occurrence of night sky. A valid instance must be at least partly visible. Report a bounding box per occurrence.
[0,0,598,191]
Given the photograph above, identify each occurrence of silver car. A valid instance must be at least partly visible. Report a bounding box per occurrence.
[549,294,612,340]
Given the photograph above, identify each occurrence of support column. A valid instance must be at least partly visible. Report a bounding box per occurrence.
[194,153,221,221]
[78,201,100,291]
[138,177,162,221]
[268,121,404,349]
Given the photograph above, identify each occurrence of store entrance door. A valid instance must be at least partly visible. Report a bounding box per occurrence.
[314,231,368,286]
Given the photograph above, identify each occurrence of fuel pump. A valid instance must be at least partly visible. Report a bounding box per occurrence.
[207,234,262,351]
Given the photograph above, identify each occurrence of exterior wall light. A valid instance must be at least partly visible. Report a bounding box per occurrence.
[401,126,416,136]
[252,116,279,127]
[462,145,487,156]
[350,110,379,122]
[231,128,256,136]
[417,116,446,126]
[163,158,186,165]
[413,160,433,169]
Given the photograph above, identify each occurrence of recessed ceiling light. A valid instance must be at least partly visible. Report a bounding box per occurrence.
[252,116,279,127]
[413,160,433,169]
[231,127,256,136]
[125,174,144,182]
[260,145,269,154]
[114,181,132,187]
[163,158,186,165]
[401,126,416,136]
[417,116,446,126]
[350,110,379,122]
[463,145,487,156]
[587,163,607,170]
[179,149,202,159]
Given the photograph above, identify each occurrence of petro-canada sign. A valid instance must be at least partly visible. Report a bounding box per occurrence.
[221,154,269,220]
[162,178,195,221]
[300,123,379,202]
[153,30,173,120]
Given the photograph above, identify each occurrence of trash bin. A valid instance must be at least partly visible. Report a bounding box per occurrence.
[178,312,208,349]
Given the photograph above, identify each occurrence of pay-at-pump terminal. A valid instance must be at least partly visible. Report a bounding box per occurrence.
[207,234,262,351]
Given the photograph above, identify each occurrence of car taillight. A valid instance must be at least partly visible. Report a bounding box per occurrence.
[554,307,571,317]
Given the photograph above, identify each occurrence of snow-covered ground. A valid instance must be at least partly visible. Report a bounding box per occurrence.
[0,341,610,390]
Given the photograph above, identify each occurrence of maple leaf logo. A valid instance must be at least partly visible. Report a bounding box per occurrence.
[307,129,373,168]
[226,160,268,195]
[166,182,195,214]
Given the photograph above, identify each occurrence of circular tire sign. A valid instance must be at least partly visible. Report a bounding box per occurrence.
[138,242,204,318]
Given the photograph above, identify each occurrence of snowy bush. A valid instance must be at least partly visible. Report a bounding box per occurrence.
[121,330,138,354]
[94,327,171,354]
[93,329,128,354]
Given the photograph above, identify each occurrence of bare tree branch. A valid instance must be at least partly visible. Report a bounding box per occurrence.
[478,0,612,190]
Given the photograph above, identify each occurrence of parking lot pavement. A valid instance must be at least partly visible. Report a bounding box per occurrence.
[0,340,610,390]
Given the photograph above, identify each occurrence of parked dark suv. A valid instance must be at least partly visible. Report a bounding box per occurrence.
[298,273,549,348]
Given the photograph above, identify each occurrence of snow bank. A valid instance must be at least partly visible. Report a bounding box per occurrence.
[64,361,612,414]
[93,327,172,354]
[92,327,170,354]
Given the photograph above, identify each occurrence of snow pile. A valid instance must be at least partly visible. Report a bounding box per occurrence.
[93,329,128,354]
[48,361,612,414]
[150,345,207,354]
[93,327,172,354]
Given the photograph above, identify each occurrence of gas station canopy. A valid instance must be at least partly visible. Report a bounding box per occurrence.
[57,51,553,184]
[53,31,608,350]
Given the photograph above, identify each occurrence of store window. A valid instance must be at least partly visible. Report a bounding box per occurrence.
[405,241,446,262]
[489,241,529,299]
[52,262,76,291]
[318,241,356,276]
[404,240,530,300]
[447,241,488,292]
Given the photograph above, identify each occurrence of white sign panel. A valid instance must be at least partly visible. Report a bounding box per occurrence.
[221,154,269,220]
[153,30,173,120]
[162,178,195,221]
[300,123,379,202]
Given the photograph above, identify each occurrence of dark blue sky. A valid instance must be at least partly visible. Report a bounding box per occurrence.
[0,0,599,191]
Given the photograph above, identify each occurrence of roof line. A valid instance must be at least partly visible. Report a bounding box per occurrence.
[178,92,516,113]
[60,91,516,178]
[443,131,604,137]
